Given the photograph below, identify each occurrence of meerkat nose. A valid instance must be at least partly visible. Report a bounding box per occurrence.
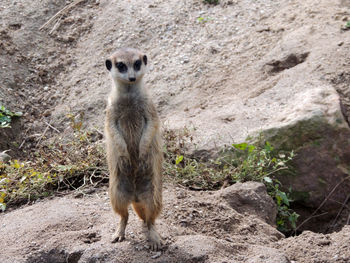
[129,77,136,82]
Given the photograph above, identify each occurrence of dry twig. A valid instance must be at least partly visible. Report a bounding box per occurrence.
[44,121,60,133]
[39,0,85,31]
[328,193,350,231]
[295,175,350,233]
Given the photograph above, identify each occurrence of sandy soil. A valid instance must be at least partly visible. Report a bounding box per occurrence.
[1,0,350,151]
[1,182,349,263]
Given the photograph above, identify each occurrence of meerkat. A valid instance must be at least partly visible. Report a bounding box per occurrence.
[104,48,163,251]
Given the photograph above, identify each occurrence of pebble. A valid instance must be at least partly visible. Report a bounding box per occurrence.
[0,152,11,163]
[151,251,162,259]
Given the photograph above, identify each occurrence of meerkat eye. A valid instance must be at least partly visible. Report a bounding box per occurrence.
[116,62,127,73]
[134,59,142,71]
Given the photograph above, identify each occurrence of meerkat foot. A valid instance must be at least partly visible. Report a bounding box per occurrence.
[112,220,127,243]
[111,232,125,243]
[147,225,162,251]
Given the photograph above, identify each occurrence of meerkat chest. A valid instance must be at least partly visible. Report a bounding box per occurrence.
[116,95,146,145]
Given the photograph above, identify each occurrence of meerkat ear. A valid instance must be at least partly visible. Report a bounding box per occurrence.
[143,55,147,65]
[105,59,112,71]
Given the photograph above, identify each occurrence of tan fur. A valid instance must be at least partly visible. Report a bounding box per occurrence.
[104,48,163,250]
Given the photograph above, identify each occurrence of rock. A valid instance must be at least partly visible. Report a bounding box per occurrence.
[244,26,350,231]
[169,235,214,261]
[247,246,290,263]
[259,93,350,231]
[263,52,309,74]
[26,249,83,263]
[216,182,277,226]
[168,235,234,262]
[0,151,11,163]
[151,251,162,259]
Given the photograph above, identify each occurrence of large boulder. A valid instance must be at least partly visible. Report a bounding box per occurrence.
[256,26,350,229]
[215,182,277,226]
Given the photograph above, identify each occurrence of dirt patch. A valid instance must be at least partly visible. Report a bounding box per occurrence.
[2,0,350,153]
[1,182,349,262]
[277,226,350,263]
[0,0,98,156]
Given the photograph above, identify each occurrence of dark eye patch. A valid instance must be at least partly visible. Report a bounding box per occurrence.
[134,59,142,71]
[105,59,112,71]
[116,62,127,73]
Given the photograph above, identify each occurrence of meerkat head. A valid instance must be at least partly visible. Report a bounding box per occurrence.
[105,48,148,85]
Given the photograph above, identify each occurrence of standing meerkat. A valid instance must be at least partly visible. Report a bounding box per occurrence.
[104,48,163,250]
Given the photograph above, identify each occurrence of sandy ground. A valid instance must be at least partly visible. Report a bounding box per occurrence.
[1,0,350,151]
[1,182,349,262]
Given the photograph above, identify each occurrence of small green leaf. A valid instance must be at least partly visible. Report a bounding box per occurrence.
[276,190,290,206]
[175,155,184,165]
[288,212,300,229]
[233,143,248,151]
[263,176,273,183]
[264,141,273,152]
[248,145,255,153]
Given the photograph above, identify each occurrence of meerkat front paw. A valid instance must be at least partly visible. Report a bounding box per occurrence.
[111,233,125,243]
[111,224,127,243]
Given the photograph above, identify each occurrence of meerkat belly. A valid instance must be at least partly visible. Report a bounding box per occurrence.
[118,112,145,156]
[116,96,146,156]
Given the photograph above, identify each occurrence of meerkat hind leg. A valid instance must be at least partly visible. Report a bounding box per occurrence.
[147,222,162,251]
[111,206,129,243]
[133,201,161,250]
[144,205,162,251]
[132,201,146,222]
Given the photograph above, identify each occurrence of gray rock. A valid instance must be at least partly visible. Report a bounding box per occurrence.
[0,151,11,163]
[217,182,277,226]
[247,246,290,263]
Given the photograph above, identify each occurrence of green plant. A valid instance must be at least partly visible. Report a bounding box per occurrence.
[197,16,212,23]
[228,142,294,182]
[0,105,22,128]
[163,129,298,232]
[166,154,226,189]
[265,178,299,232]
[225,142,298,232]
[0,126,107,211]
